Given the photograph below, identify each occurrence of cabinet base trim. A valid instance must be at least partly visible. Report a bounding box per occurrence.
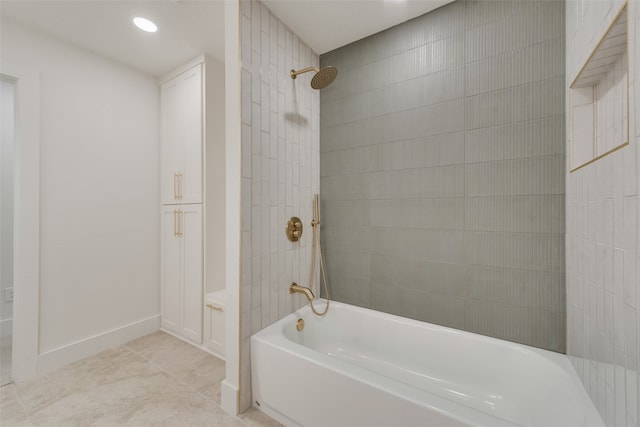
[38,315,160,375]
[203,346,225,362]
[159,327,225,361]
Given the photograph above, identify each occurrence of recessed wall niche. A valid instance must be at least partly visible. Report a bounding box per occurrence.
[569,3,628,172]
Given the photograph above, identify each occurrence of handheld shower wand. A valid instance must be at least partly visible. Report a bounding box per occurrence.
[307,194,330,316]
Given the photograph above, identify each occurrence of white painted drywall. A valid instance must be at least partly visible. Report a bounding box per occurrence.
[0,79,15,333]
[221,0,241,415]
[1,20,160,358]
[205,56,226,295]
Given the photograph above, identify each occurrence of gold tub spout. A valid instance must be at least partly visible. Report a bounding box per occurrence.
[290,282,315,302]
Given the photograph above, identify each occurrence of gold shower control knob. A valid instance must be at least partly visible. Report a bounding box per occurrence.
[286,217,303,242]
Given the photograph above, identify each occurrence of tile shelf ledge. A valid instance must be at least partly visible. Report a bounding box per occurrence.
[569,2,629,173]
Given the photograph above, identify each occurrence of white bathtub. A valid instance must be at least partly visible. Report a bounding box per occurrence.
[251,301,603,427]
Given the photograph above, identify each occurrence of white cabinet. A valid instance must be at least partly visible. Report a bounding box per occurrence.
[161,204,202,343]
[161,64,203,205]
[160,55,225,351]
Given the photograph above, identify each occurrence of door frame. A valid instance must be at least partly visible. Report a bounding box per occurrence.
[2,62,40,381]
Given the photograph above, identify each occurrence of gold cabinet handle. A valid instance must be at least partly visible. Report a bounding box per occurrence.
[173,209,178,237]
[174,172,183,200]
[174,173,178,200]
[173,209,183,237]
[206,304,224,312]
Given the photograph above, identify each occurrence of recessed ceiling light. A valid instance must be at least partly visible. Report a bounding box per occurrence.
[133,17,157,33]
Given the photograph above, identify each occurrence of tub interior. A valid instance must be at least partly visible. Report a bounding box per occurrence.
[278,302,595,427]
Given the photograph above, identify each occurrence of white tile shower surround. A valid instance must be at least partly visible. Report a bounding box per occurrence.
[0,331,281,426]
[239,0,320,411]
[566,0,640,426]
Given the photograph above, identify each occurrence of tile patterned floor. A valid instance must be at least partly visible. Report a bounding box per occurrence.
[0,331,281,426]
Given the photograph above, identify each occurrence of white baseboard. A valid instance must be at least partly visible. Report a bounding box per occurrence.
[221,379,240,416]
[38,315,160,375]
[0,318,12,339]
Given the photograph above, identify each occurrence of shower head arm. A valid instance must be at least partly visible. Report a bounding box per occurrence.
[290,67,319,79]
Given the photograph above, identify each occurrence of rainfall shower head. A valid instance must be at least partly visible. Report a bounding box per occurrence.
[290,66,338,89]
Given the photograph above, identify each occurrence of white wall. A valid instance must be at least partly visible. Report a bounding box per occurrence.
[222,0,242,414]
[1,20,160,369]
[566,1,639,426]
[205,57,226,295]
[0,79,15,336]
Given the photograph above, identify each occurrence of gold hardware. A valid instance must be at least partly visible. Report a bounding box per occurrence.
[311,194,320,227]
[290,67,317,80]
[307,193,331,317]
[175,172,183,200]
[286,217,303,242]
[290,282,314,302]
[173,173,178,200]
[206,304,224,312]
[290,66,337,90]
[174,209,183,237]
[296,319,305,332]
[173,209,178,237]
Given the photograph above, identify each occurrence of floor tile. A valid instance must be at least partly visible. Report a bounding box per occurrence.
[2,332,280,426]
[1,383,31,426]
[240,407,284,427]
[157,393,245,427]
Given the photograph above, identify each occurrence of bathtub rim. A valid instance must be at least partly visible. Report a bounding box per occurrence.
[251,300,603,427]
[252,320,518,427]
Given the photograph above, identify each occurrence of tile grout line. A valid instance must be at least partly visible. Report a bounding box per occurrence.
[122,343,212,400]
[123,342,256,426]
[4,333,276,426]
[115,344,194,425]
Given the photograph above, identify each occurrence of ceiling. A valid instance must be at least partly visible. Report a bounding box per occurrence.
[1,0,454,78]
[1,0,226,77]
[263,0,453,55]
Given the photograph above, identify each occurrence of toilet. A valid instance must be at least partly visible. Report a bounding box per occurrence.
[204,289,225,360]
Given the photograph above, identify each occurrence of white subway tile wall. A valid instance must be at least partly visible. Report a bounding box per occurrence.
[239,0,320,411]
[566,0,639,425]
[320,0,566,352]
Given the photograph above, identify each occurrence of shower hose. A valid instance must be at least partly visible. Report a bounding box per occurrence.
[308,194,330,316]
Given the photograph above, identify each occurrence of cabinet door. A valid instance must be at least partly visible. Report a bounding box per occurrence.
[160,207,181,333]
[179,65,203,204]
[160,79,183,205]
[180,204,203,343]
